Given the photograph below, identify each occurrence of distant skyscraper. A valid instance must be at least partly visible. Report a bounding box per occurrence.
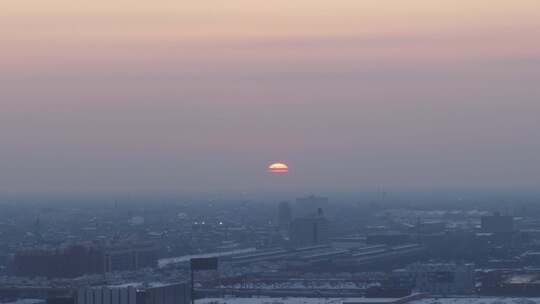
[289,208,329,247]
[278,201,292,236]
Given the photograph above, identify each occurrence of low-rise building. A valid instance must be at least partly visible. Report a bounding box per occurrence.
[76,282,190,304]
[405,263,474,295]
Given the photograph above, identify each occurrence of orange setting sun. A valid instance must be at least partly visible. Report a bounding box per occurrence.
[268,162,289,173]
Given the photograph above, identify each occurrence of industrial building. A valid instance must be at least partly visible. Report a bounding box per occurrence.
[13,241,158,278]
[405,263,475,295]
[76,282,190,304]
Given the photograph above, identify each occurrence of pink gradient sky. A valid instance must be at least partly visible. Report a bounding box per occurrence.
[0,1,539,193]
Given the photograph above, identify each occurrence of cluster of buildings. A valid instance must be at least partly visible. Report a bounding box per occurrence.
[278,196,330,247]
[76,282,190,304]
[4,195,540,304]
[13,241,158,278]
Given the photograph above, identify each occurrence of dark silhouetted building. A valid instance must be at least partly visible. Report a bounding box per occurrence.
[406,263,474,295]
[290,208,329,247]
[14,241,158,278]
[277,201,292,236]
[13,244,104,278]
[76,282,190,304]
[104,241,158,272]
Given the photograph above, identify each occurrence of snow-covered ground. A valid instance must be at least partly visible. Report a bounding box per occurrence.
[2,300,44,304]
[196,298,391,304]
[197,298,540,304]
[411,298,540,304]
[221,281,375,289]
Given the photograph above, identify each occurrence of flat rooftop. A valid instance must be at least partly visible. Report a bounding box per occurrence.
[196,298,404,304]
[411,298,540,304]
[196,297,540,304]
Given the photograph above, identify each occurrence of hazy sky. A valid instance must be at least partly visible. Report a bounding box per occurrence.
[1,1,539,193]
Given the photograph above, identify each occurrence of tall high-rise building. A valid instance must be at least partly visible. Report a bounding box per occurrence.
[289,208,329,247]
[277,201,292,235]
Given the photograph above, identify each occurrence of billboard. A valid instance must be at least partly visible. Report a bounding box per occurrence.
[190,257,218,271]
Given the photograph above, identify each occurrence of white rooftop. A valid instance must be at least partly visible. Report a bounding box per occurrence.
[196,298,540,304]
[197,298,404,304]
